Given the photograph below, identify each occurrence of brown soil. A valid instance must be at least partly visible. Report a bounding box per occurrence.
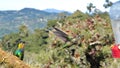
[0,48,30,68]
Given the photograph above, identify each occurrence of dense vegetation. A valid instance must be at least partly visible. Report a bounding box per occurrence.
[1,9,119,68]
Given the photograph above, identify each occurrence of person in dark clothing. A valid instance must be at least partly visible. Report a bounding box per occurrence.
[85,41,104,68]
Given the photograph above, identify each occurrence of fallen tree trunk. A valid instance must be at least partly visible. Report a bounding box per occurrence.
[0,48,30,68]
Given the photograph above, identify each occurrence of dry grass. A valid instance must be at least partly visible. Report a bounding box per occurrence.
[0,48,30,68]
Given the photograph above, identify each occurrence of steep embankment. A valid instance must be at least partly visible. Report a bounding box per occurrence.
[0,48,30,68]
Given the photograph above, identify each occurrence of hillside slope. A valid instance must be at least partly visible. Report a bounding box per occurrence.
[0,8,71,37]
[0,48,30,68]
[1,10,117,68]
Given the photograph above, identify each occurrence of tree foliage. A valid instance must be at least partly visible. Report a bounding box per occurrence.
[19,24,29,37]
[47,20,58,27]
[87,3,96,13]
[103,0,113,8]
